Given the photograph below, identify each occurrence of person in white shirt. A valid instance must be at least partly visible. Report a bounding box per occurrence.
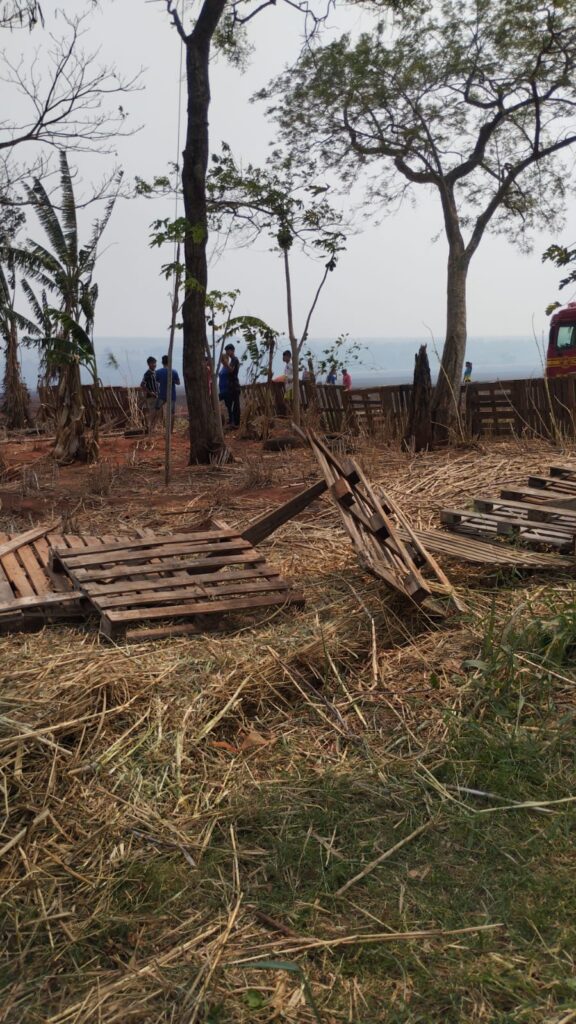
[282,349,294,399]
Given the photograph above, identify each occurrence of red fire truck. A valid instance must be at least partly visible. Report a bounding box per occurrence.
[546,302,576,377]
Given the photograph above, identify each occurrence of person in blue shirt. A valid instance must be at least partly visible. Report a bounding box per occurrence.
[155,354,181,432]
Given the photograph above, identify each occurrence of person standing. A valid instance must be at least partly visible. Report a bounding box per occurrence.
[463,361,473,383]
[282,349,294,399]
[342,368,352,391]
[219,343,241,427]
[326,365,337,385]
[140,356,159,434]
[155,354,181,432]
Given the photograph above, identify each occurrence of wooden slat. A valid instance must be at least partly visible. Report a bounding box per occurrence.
[0,560,13,603]
[85,565,281,597]
[51,537,252,571]
[500,486,576,508]
[528,475,576,492]
[0,521,59,560]
[0,552,35,598]
[441,508,575,537]
[16,544,51,595]
[0,591,84,614]
[101,590,305,636]
[69,550,265,583]
[474,496,576,522]
[92,577,292,611]
[54,529,238,559]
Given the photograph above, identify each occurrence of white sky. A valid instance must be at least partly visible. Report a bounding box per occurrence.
[3,0,576,344]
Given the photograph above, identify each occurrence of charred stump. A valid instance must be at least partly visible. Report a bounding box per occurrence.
[403,344,432,452]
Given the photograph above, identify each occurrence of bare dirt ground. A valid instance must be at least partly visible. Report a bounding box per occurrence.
[1,428,576,1024]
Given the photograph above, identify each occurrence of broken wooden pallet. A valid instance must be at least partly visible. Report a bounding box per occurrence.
[295,426,464,615]
[0,524,159,632]
[397,526,575,570]
[51,528,304,640]
[440,509,575,552]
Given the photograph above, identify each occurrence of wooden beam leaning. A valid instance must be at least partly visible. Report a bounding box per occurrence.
[241,480,328,546]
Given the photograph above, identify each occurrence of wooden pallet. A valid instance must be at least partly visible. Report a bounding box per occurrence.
[0,524,157,631]
[295,427,464,615]
[440,509,575,552]
[473,495,576,524]
[51,529,304,639]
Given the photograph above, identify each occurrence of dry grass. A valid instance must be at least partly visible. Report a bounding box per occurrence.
[1,436,576,1022]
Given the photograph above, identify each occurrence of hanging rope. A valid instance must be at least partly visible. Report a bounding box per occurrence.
[164,0,185,487]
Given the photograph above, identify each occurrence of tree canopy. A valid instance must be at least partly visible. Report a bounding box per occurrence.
[261,0,576,436]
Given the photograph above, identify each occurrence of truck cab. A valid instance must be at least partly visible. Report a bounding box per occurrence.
[547,302,576,377]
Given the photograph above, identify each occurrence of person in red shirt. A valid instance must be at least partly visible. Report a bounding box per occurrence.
[342,368,352,391]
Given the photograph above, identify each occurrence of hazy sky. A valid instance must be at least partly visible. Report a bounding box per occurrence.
[4,0,576,346]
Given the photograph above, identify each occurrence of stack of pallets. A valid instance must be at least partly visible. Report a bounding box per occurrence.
[439,463,576,558]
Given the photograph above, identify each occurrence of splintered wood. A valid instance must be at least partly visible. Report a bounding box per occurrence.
[50,528,304,640]
[302,429,465,615]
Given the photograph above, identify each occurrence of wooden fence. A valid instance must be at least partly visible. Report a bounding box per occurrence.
[35,377,576,440]
[242,377,576,440]
[38,385,139,429]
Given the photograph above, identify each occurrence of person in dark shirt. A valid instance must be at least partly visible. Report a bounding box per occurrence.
[218,343,241,427]
[155,354,181,432]
[140,356,158,434]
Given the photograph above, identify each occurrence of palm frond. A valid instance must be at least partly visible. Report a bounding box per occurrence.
[9,245,61,293]
[21,280,53,339]
[58,152,78,266]
[26,176,69,267]
[81,170,122,270]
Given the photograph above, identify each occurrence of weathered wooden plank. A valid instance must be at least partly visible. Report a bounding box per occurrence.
[54,529,238,560]
[528,474,576,492]
[441,508,575,536]
[16,544,51,595]
[241,480,328,546]
[84,565,281,597]
[52,536,252,571]
[92,577,292,611]
[0,591,84,613]
[0,521,59,560]
[474,496,576,522]
[100,590,305,638]
[500,485,576,508]
[69,550,265,583]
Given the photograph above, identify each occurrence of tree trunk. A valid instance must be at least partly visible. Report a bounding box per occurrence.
[403,344,432,451]
[181,7,227,465]
[431,244,468,444]
[2,320,30,429]
[52,360,89,464]
[283,249,301,426]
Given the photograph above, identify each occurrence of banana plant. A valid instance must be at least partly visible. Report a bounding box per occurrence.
[10,151,121,462]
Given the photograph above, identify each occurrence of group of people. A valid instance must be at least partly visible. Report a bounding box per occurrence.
[142,345,353,436]
[140,355,181,434]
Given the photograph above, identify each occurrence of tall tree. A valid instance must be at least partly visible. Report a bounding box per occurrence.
[262,0,576,441]
[12,152,120,462]
[162,0,331,462]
